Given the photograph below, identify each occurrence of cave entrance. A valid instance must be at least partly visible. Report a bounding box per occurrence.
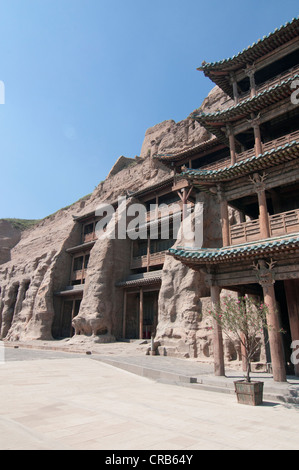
[123,288,159,340]
[55,297,82,339]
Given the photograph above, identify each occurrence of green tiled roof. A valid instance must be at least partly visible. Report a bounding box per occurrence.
[169,235,299,265]
[198,17,299,97]
[154,137,221,165]
[180,140,299,184]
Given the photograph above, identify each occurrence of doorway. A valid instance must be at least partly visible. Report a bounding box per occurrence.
[59,298,82,338]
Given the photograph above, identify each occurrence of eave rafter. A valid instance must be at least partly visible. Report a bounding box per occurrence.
[178,139,299,189]
[169,235,299,267]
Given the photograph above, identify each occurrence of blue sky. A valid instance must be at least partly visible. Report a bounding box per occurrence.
[0,0,298,220]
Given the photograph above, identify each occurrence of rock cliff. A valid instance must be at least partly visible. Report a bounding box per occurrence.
[0,220,22,264]
[0,86,239,363]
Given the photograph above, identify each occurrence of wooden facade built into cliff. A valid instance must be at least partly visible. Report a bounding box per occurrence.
[161,17,299,381]
[1,17,299,384]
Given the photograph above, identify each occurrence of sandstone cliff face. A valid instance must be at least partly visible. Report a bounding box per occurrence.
[140,86,232,159]
[155,190,223,359]
[0,155,170,342]
[0,220,21,264]
[0,85,233,355]
[72,200,134,342]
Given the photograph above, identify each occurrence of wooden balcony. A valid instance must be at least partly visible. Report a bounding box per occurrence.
[200,129,299,173]
[70,269,85,283]
[239,64,299,103]
[269,209,299,237]
[131,251,166,270]
[83,232,97,243]
[230,219,261,245]
[229,209,299,246]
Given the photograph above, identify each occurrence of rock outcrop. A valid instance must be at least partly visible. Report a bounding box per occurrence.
[0,85,236,360]
[155,190,222,359]
[140,86,232,159]
[0,220,22,264]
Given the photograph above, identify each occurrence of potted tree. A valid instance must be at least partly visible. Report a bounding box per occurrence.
[209,294,271,406]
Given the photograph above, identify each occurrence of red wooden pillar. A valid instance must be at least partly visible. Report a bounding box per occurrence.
[217,186,230,247]
[258,262,286,382]
[220,199,230,247]
[211,285,225,376]
[251,174,270,239]
[226,125,236,165]
[253,121,263,157]
[246,66,256,97]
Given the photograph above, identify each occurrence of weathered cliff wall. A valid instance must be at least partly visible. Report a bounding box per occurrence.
[0,85,233,351]
[0,155,170,341]
[0,220,21,265]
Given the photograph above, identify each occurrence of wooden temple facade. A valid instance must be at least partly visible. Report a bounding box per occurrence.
[161,17,299,381]
[53,177,193,341]
[52,211,97,338]
[52,17,299,382]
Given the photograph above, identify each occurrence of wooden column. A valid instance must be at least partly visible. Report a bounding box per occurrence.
[251,173,270,239]
[258,189,270,239]
[226,125,236,165]
[70,255,75,285]
[147,235,150,272]
[246,66,256,97]
[155,194,159,219]
[177,186,193,221]
[251,116,263,157]
[81,254,86,284]
[258,261,286,382]
[284,279,299,376]
[217,186,230,247]
[139,287,144,339]
[122,290,127,339]
[230,73,239,104]
[221,200,230,247]
[210,285,225,376]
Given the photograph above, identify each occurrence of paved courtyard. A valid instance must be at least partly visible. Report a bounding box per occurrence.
[0,347,299,450]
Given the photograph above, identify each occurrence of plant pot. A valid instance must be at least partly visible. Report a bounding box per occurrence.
[234,380,264,406]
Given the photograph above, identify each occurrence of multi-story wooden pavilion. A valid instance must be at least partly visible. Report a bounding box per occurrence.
[160,17,299,382]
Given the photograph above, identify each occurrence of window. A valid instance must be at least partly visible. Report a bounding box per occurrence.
[84,254,90,269]
[73,256,83,271]
[84,223,94,235]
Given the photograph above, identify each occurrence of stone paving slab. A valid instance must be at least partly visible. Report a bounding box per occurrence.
[0,355,299,450]
[94,354,299,404]
[3,341,299,404]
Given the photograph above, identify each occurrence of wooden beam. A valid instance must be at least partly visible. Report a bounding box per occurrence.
[172,178,190,192]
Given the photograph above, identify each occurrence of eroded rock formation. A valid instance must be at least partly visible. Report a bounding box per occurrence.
[0,86,242,365]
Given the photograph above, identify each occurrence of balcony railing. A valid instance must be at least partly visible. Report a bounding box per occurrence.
[229,208,299,246]
[239,64,299,103]
[269,209,299,237]
[230,219,261,245]
[200,129,299,173]
[131,251,166,270]
[83,232,97,243]
[70,269,84,283]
